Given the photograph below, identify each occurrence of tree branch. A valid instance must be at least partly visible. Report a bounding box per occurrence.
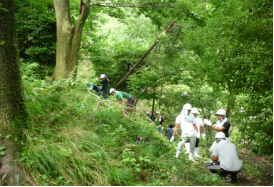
[90,2,171,8]
[114,19,177,89]
[198,98,205,117]
[80,0,83,14]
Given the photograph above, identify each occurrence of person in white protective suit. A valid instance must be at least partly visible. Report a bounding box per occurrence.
[184,107,205,157]
[204,109,231,158]
[170,103,199,162]
[192,107,205,158]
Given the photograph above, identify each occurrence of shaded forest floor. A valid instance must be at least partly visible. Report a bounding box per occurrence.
[235,150,273,186]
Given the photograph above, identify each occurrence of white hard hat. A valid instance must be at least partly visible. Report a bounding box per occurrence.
[215,132,226,139]
[155,111,160,114]
[100,74,106,79]
[183,103,192,110]
[191,107,199,114]
[146,111,150,116]
[109,88,116,94]
[215,109,226,116]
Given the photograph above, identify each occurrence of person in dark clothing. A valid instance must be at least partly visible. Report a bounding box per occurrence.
[152,111,164,134]
[165,124,180,140]
[95,74,109,98]
[204,109,231,157]
[146,111,152,123]
[87,83,101,93]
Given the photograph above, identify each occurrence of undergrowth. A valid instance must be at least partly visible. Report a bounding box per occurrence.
[19,77,227,186]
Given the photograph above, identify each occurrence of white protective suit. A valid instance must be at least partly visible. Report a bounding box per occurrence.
[175,109,197,161]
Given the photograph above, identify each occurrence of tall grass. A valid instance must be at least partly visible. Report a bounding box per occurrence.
[20,72,224,186]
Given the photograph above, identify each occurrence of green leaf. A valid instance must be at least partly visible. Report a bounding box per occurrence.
[2,174,7,181]
[0,146,5,151]
[0,151,5,156]
[5,134,11,139]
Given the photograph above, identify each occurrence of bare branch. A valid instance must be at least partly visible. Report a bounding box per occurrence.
[90,2,171,8]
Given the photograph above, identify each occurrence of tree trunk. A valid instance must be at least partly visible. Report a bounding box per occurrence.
[51,0,90,81]
[226,90,235,119]
[151,89,156,120]
[0,0,28,137]
[0,0,29,185]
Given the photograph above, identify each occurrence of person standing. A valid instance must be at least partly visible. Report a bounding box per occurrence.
[152,111,164,134]
[206,132,242,183]
[204,109,231,157]
[191,107,205,158]
[95,74,109,98]
[170,103,199,162]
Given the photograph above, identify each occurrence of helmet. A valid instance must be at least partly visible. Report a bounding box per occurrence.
[191,107,199,114]
[100,74,106,79]
[155,111,160,114]
[109,88,116,94]
[146,111,150,116]
[215,132,226,139]
[215,109,226,116]
[183,103,192,110]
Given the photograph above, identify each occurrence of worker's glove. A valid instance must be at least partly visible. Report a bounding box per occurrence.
[95,78,99,82]
[204,119,212,126]
[202,133,206,140]
[170,136,175,142]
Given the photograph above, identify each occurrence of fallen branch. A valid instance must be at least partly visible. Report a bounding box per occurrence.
[114,19,177,89]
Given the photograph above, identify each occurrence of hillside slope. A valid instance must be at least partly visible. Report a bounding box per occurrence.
[21,80,225,186]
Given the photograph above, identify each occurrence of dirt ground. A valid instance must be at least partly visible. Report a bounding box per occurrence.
[233,150,273,186]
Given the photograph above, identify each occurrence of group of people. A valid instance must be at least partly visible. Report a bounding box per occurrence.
[148,103,242,183]
[88,75,242,183]
[87,74,136,112]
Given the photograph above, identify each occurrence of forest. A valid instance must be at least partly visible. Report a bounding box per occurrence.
[0,0,273,186]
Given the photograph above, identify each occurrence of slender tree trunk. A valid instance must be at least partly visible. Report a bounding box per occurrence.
[51,0,90,81]
[69,0,90,79]
[114,19,176,88]
[226,90,235,119]
[151,89,156,120]
[0,0,29,185]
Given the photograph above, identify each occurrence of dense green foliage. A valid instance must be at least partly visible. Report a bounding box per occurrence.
[84,0,272,155]
[4,0,272,185]
[15,0,56,78]
[181,0,273,155]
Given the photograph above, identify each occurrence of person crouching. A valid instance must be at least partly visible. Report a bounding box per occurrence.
[206,132,242,183]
